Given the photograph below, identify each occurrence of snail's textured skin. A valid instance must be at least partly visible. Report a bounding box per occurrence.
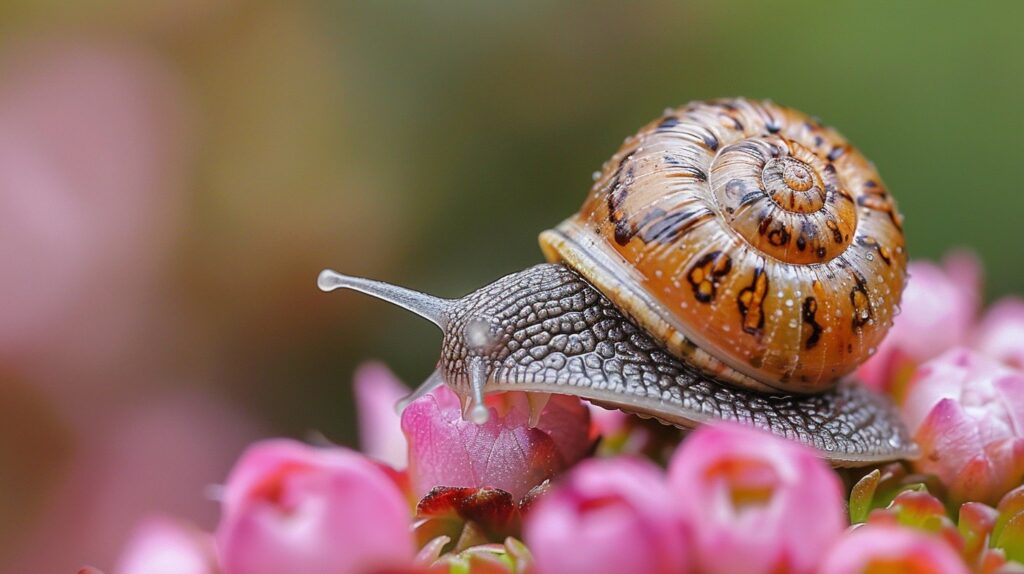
[540,98,907,393]
[441,263,916,466]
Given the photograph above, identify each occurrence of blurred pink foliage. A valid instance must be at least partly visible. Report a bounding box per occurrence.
[858,252,982,392]
[667,423,845,574]
[216,439,415,574]
[6,389,260,573]
[0,38,189,377]
[975,298,1024,372]
[858,250,1024,396]
[0,37,271,574]
[902,348,1024,506]
[524,457,689,574]
[114,516,218,574]
[354,362,410,469]
[817,523,970,574]
[401,387,591,500]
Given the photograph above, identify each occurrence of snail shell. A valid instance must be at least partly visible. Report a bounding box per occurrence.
[540,98,906,393]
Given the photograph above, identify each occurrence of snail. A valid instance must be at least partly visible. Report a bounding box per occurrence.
[319,98,916,466]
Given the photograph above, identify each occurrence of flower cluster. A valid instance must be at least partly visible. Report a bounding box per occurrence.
[859,253,1024,506]
[89,252,1024,573]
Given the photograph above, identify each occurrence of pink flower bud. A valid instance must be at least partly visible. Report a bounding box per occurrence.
[667,423,844,574]
[858,253,981,392]
[974,297,1024,372]
[902,348,1024,505]
[114,516,217,574]
[216,439,414,574]
[524,457,690,574]
[354,362,410,469]
[401,387,591,500]
[818,524,969,574]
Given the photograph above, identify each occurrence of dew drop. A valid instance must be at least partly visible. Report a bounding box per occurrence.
[785,299,794,307]
[591,171,601,181]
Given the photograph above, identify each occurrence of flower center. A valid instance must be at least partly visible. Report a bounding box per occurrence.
[705,457,779,513]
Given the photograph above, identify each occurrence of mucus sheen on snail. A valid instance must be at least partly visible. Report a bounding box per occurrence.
[319,98,916,466]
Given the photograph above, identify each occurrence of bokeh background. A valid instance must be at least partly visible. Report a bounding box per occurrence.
[2,0,1022,570]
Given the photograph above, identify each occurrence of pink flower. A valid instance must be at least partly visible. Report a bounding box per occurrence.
[2,388,260,574]
[667,423,844,574]
[974,297,1024,372]
[524,457,690,574]
[354,362,410,469]
[216,439,414,574]
[817,523,969,574]
[858,252,981,392]
[114,516,217,574]
[901,348,1024,505]
[401,388,591,500]
[0,39,188,373]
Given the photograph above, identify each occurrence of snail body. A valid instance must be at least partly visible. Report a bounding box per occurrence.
[319,98,915,465]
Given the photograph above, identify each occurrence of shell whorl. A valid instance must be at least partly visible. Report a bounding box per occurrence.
[540,98,907,393]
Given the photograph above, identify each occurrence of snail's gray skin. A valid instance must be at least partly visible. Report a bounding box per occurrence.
[319,263,917,467]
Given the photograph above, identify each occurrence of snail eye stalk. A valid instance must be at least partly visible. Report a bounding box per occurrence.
[317,269,450,328]
[318,269,456,412]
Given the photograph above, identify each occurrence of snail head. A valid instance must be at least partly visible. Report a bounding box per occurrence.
[317,268,519,425]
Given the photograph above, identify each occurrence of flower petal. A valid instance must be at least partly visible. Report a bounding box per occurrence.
[354,361,410,469]
[401,387,589,500]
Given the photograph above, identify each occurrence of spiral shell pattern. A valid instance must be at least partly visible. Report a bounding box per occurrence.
[539,98,906,393]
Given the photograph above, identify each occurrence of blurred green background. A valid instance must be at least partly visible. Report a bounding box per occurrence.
[1,0,1022,570]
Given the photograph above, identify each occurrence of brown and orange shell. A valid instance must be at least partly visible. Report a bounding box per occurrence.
[539,98,906,394]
